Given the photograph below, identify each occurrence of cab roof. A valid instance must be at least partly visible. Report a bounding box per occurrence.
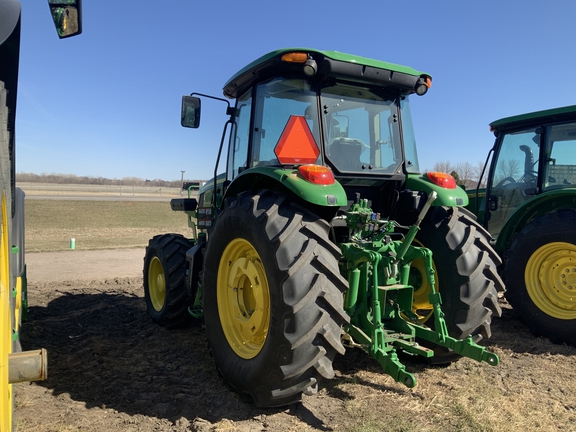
[223,48,431,99]
[490,105,576,132]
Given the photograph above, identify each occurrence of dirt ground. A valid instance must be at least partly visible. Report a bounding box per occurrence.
[13,249,576,431]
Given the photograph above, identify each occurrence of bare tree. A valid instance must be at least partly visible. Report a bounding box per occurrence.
[498,159,521,181]
[473,161,488,187]
[454,161,476,188]
[433,161,453,174]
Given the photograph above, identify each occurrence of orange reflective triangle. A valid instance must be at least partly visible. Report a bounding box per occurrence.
[274,115,320,164]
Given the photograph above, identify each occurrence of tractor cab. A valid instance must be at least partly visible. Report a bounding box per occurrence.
[225,77,416,177]
[474,105,576,239]
[182,48,435,217]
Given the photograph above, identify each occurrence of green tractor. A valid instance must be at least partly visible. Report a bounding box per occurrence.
[467,105,576,345]
[144,48,504,407]
[0,0,82,429]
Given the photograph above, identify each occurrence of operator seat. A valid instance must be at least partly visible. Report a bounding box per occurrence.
[329,138,363,171]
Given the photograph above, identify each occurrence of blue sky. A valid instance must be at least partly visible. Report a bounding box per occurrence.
[15,0,576,181]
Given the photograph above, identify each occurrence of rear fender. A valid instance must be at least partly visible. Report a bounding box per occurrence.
[405,174,469,207]
[496,189,576,254]
[224,166,348,208]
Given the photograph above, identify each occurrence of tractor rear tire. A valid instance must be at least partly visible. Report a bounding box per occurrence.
[203,190,349,407]
[413,206,504,356]
[503,209,576,345]
[143,234,192,328]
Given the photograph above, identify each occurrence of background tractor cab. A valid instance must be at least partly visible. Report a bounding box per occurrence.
[468,105,576,345]
[475,111,576,240]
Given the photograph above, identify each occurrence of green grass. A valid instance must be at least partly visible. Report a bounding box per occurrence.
[25,200,192,252]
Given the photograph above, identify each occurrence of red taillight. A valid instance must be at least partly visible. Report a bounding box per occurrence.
[298,165,335,185]
[427,172,457,189]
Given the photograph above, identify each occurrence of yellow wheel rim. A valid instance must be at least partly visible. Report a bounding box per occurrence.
[1,193,13,431]
[148,256,166,312]
[525,241,576,320]
[409,239,438,324]
[217,238,270,359]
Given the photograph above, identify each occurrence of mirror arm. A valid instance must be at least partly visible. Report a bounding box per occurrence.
[185,92,237,207]
[190,92,230,110]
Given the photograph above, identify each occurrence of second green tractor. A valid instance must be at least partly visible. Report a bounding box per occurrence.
[468,105,576,345]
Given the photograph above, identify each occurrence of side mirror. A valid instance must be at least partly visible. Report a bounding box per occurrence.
[48,0,82,38]
[181,96,201,128]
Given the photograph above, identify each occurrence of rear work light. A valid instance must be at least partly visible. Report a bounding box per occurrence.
[298,165,335,185]
[280,52,317,77]
[427,172,457,189]
[415,76,432,96]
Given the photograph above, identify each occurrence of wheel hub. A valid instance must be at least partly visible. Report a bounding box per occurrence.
[148,257,166,312]
[218,239,270,359]
[563,268,576,287]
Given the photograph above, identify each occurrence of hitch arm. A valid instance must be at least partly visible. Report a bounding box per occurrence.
[414,326,500,366]
[395,191,437,263]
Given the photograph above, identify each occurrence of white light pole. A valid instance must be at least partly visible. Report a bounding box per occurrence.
[180,170,185,195]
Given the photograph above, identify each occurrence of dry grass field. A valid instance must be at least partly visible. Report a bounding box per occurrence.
[25,199,191,252]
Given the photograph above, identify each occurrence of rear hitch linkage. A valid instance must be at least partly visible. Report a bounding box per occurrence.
[338,191,499,388]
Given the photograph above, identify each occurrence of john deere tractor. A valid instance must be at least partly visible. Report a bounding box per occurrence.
[1,1,81,430]
[144,48,504,407]
[468,105,576,345]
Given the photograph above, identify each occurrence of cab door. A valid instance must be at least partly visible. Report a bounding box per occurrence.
[486,128,541,238]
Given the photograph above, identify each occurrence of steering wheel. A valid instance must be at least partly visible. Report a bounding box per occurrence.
[495,177,516,189]
[523,163,539,181]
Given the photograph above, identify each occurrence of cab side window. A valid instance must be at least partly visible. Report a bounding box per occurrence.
[228,91,252,180]
[543,122,576,190]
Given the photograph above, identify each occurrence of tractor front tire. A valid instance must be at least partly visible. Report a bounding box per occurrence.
[143,234,192,328]
[203,190,349,407]
[413,206,504,346]
[503,209,576,345]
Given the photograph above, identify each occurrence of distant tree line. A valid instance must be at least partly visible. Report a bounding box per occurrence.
[18,164,492,190]
[430,161,487,189]
[16,172,205,188]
